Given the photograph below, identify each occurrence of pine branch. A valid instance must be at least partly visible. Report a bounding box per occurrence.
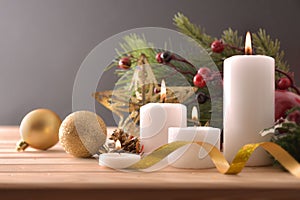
[173,14,244,72]
[105,34,157,73]
[106,33,199,86]
[173,12,214,49]
[221,28,243,56]
[252,29,289,72]
[173,14,290,78]
[210,28,244,70]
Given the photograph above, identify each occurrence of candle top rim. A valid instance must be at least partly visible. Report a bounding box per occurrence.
[169,127,220,131]
[224,54,274,60]
[100,153,141,158]
[141,102,187,108]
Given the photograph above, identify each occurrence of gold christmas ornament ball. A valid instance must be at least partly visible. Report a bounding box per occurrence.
[59,111,107,158]
[17,109,62,151]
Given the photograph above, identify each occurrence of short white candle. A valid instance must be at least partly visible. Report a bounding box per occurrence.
[223,32,274,166]
[140,80,187,154]
[99,153,141,169]
[168,127,220,169]
[140,103,187,154]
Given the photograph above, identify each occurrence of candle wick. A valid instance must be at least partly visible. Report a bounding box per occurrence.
[192,117,199,126]
[160,94,166,103]
[245,50,252,55]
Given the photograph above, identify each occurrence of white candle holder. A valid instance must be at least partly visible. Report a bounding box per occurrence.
[99,153,141,169]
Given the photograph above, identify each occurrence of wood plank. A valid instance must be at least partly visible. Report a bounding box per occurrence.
[0,168,300,189]
[0,188,298,200]
[0,152,72,160]
[0,126,300,200]
[0,157,97,165]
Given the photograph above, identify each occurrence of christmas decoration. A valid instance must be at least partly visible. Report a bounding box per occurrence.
[91,13,300,169]
[261,107,300,166]
[275,68,299,94]
[159,51,173,63]
[211,40,225,53]
[277,77,291,90]
[168,127,220,169]
[118,56,132,69]
[155,52,163,63]
[193,73,206,88]
[172,12,300,169]
[196,91,209,104]
[99,152,141,169]
[96,13,293,129]
[222,33,274,166]
[98,47,213,128]
[174,13,300,118]
[59,111,107,158]
[108,128,143,154]
[197,67,211,78]
[16,109,61,151]
[126,140,300,178]
[275,90,300,120]
[93,53,196,134]
[173,13,289,73]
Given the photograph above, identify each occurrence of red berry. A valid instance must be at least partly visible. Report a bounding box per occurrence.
[154,87,160,94]
[193,74,206,88]
[118,57,131,69]
[211,40,224,53]
[156,52,163,63]
[153,84,162,94]
[197,67,212,78]
[277,77,291,90]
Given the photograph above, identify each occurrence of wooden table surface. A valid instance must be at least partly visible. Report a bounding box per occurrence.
[1,126,300,200]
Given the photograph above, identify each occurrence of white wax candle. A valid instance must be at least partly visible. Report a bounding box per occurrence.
[140,103,187,154]
[99,153,141,169]
[223,55,274,166]
[168,127,220,169]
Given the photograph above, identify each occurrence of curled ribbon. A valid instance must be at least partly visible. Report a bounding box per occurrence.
[128,141,300,178]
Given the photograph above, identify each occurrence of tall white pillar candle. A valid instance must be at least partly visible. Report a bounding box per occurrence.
[140,103,187,154]
[223,55,274,166]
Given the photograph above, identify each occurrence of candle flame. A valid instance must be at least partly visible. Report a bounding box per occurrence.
[160,79,166,102]
[245,31,252,55]
[192,106,198,121]
[115,140,121,150]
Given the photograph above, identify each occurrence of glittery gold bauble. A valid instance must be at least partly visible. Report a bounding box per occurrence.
[16,109,62,151]
[59,111,107,158]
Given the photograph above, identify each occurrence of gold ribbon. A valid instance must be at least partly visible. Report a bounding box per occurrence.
[128,141,300,177]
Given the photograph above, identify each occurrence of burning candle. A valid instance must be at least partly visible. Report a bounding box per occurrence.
[115,140,121,150]
[191,106,199,125]
[223,32,274,166]
[140,79,187,154]
[99,139,141,169]
[168,107,220,169]
[160,79,167,102]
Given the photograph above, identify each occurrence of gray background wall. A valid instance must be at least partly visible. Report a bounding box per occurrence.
[0,0,299,126]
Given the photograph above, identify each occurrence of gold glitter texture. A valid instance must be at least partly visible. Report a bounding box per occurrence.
[129,141,300,178]
[59,111,107,158]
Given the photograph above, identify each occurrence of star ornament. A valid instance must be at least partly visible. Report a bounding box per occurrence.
[93,60,197,135]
